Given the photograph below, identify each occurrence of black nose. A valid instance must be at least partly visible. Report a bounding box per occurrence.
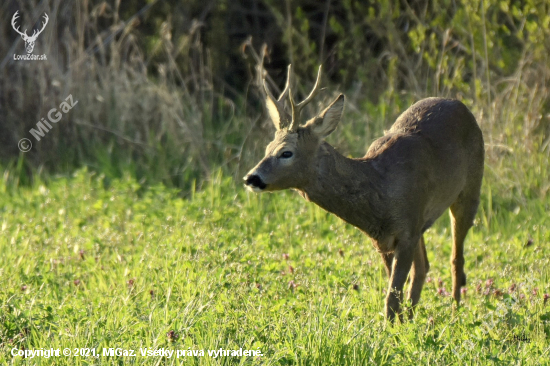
[244,175,267,189]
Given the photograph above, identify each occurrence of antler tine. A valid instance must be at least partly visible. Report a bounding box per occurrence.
[11,11,28,37]
[289,87,297,131]
[31,13,49,39]
[288,65,322,131]
[295,65,322,110]
[277,64,292,102]
[11,11,19,28]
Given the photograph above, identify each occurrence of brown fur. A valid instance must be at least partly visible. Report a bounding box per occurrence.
[245,94,484,321]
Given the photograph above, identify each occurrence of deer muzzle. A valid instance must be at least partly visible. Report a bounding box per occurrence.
[243,174,267,192]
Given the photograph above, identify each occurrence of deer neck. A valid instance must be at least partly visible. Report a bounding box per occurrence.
[298,142,386,239]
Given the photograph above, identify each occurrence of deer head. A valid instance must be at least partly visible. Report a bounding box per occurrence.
[244,64,345,192]
[11,11,49,54]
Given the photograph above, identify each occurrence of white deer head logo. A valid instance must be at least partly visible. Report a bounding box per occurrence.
[11,11,49,54]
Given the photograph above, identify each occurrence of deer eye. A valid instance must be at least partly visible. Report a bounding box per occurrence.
[280,151,293,159]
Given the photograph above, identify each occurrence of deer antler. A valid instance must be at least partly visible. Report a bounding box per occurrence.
[244,40,322,132]
[277,65,292,102]
[261,64,292,104]
[28,13,48,41]
[288,65,322,132]
[262,64,322,132]
[11,11,28,39]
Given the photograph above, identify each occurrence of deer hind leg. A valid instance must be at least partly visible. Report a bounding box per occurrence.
[421,235,430,274]
[449,192,480,305]
[407,236,429,318]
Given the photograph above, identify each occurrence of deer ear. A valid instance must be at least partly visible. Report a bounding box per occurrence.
[265,94,291,131]
[308,94,345,138]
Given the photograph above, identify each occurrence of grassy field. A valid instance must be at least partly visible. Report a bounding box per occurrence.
[2,1,550,364]
[0,153,549,364]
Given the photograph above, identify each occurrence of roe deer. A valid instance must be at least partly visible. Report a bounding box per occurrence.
[244,64,484,321]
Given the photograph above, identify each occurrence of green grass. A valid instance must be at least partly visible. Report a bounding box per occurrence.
[0,164,549,365]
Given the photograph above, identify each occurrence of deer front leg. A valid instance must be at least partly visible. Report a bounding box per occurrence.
[385,239,416,321]
[380,252,394,277]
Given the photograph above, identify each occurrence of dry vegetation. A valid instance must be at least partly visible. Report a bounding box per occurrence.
[0,0,548,196]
